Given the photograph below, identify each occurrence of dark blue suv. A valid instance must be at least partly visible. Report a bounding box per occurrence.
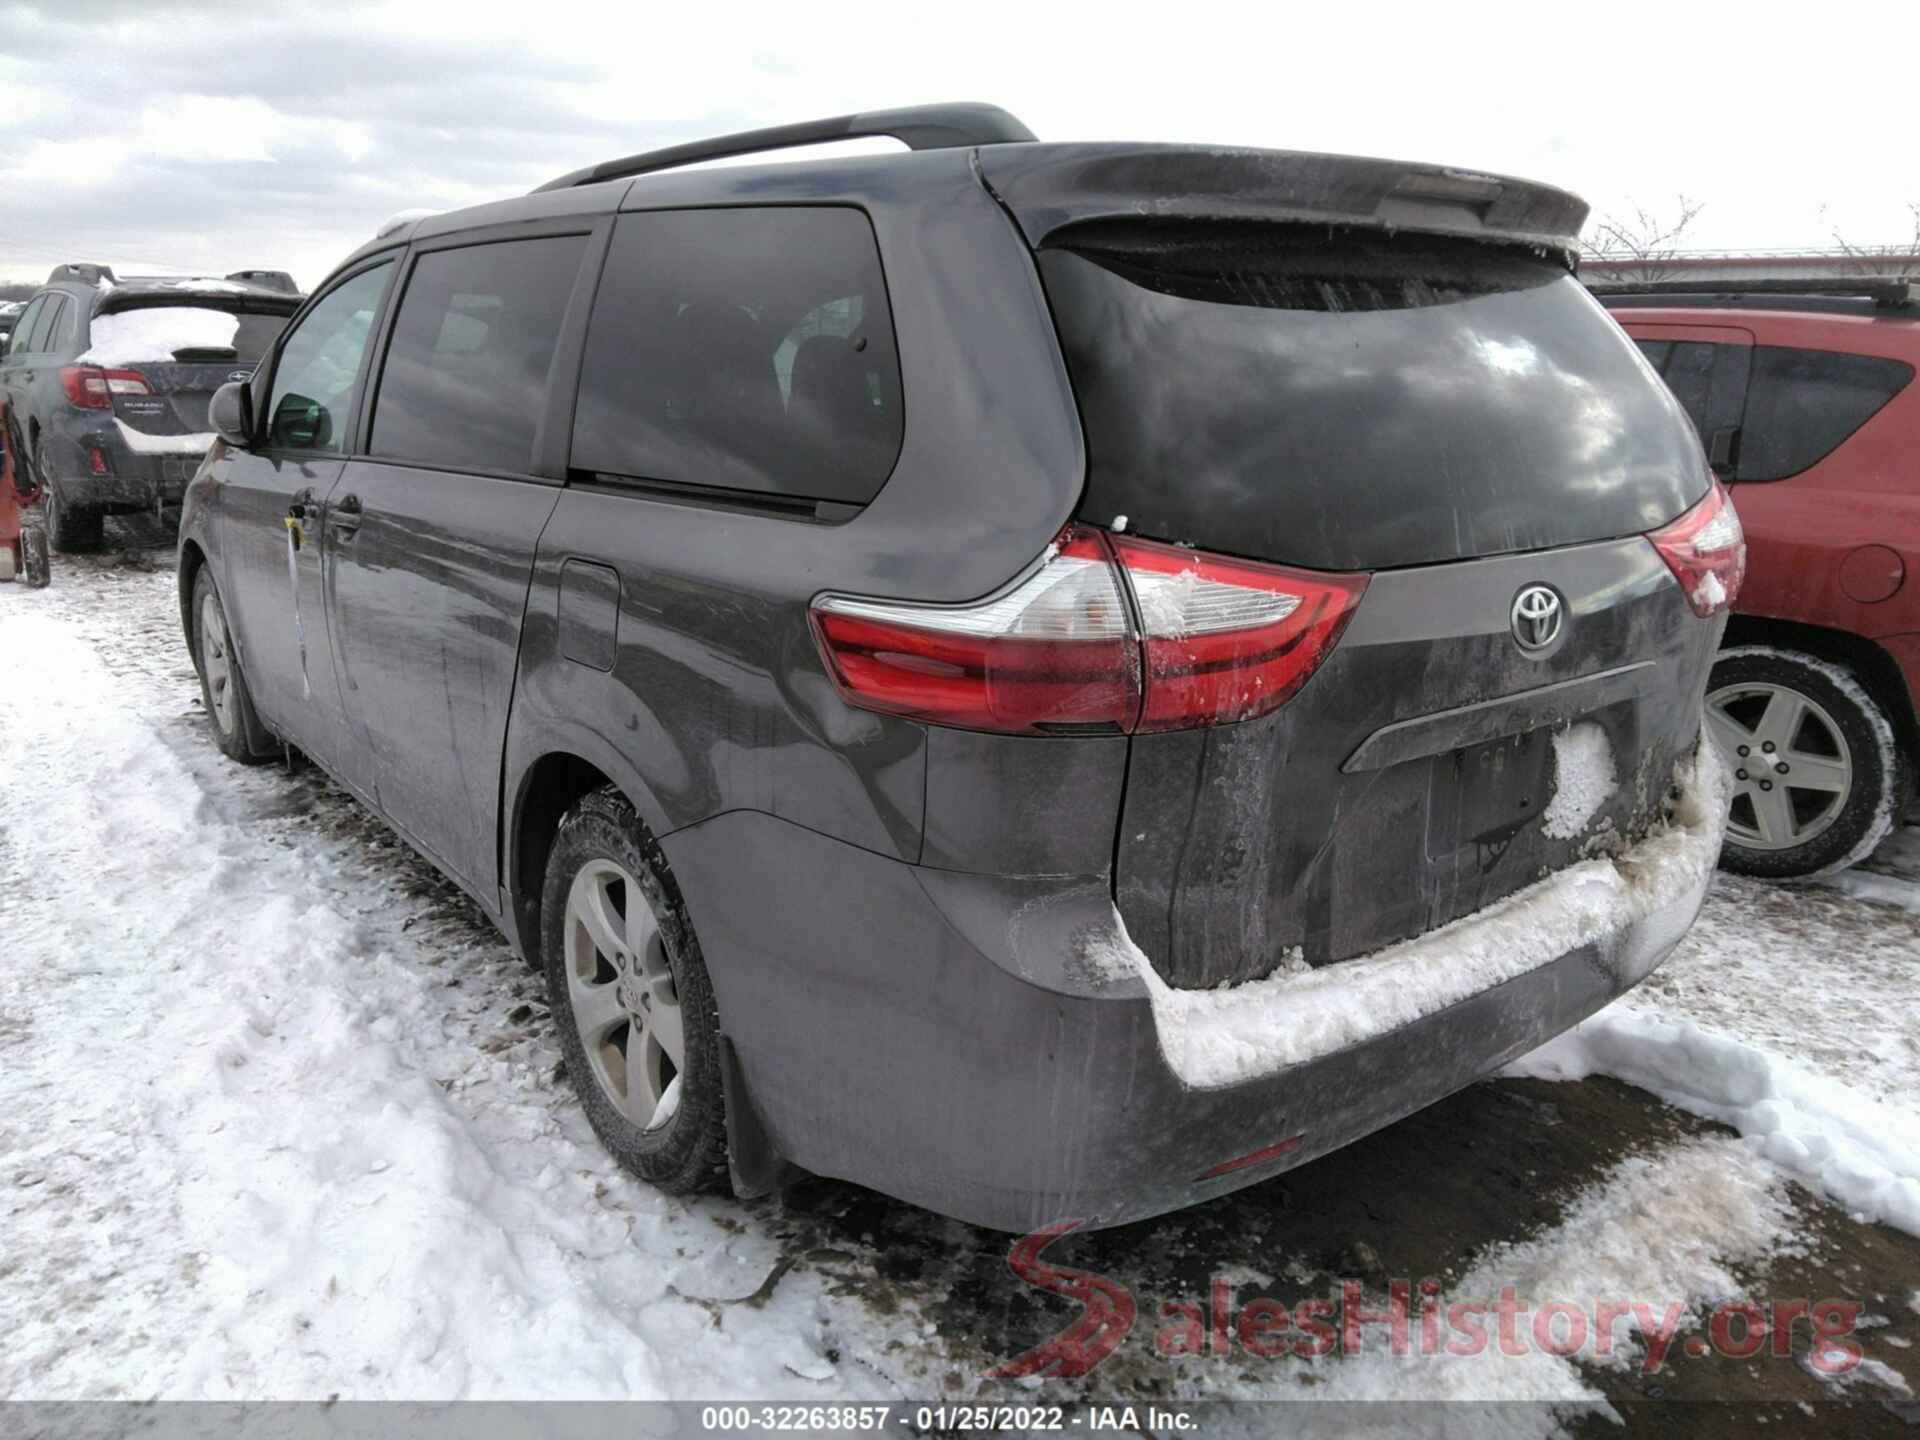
[0,264,300,550]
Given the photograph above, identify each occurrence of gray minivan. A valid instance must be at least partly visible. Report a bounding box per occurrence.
[181,104,1739,1231]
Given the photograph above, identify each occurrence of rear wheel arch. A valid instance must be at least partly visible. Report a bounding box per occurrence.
[506,750,676,967]
[1721,614,1920,772]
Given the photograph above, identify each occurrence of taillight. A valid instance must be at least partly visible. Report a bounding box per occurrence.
[1111,535,1368,732]
[59,365,151,410]
[1649,479,1746,618]
[810,526,1140,734]
[810,526,1367,736]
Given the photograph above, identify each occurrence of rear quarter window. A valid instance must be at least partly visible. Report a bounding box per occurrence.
[1736,345,1916,482]
[569,206,904,506]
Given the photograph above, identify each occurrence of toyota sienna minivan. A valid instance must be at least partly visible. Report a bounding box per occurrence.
[180,104,1738,1231]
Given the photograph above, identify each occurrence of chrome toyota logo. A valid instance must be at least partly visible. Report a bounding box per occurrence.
[1510,585,1564,652]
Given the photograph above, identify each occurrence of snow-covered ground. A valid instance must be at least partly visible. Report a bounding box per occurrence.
[3,534,1918,1422]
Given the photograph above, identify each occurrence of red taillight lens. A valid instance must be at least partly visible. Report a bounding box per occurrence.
[1649,479,1746,618]
[60,366,150,410]
[810,527,1367,736]
[810,526,1140,734]
[1110,535,1368,732]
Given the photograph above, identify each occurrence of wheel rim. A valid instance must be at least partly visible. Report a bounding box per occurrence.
[564,859,683,1132]
[1706,680,1853,851]
[199,591,237,734]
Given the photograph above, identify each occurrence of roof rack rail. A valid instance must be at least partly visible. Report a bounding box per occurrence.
[226,269,301,295]
[48,262,116,286]
[533,101,1035,193]
[1584,276,1916,308]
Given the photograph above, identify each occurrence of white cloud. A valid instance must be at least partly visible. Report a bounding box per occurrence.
[2,0,1917,288]
[133,94,375,165]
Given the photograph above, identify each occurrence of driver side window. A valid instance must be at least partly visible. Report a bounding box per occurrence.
[265,261,392,453]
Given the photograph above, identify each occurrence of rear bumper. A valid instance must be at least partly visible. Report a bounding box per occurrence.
[664,739,1726,1233]
[44,424,204,512]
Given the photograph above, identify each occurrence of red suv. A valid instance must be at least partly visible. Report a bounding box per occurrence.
[1603,281,1919,877]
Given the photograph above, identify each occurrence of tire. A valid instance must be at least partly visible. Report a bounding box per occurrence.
[37,442,103,553]
[19,522,49,589]
[541,787,729,1196]
[1706,646,1908,880]
[190,567,271,765]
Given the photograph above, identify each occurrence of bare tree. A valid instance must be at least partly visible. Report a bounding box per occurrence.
[1581,196,1706,283]
[1825,202,1920,279]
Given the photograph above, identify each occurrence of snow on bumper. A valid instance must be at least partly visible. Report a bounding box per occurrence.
[1105,734,1731,1090]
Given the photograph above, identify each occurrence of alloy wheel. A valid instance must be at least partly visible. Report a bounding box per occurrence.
[563,858,684,1131]
[1706,680,1853,851]
[199,590,238,735]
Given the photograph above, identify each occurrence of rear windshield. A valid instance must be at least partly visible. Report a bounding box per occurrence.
[86,301,291,367]
[1038,225,1706,571]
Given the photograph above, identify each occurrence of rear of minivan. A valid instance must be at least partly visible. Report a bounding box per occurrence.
[199,128,1732,1232]
[601,143,1738,1230]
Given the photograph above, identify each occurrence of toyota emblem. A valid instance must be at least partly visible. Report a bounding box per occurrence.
[1511,585,1564,652]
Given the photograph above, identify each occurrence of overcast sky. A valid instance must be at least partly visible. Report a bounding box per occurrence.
[3,0,1915,291]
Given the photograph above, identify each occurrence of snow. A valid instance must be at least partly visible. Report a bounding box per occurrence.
[113,418,215,455]
[78,306,240,366]
[1541,721,1616,840]
[0,582,944,1401]
[1822,868,1920,914]
[1156,1137,1800,1419]
[1692,572,1728,611]
[1512,1012,1920,1235]
[1093,734,1728,1088]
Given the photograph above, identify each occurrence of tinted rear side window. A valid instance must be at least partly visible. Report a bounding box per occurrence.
[1736,345,1915,482]
[370,234,588,474]
[10,297,47,353]
[1038,225,1704,571]
[1658,341,1719,437]
[571,207,903,505]
[27,296,65,353]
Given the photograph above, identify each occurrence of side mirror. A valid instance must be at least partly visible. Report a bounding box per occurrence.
[209,381,253,448]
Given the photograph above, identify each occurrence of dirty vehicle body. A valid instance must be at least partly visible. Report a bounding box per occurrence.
[1,264,300,551]
[181,105,1734,1231]
[1603,283,1920,877]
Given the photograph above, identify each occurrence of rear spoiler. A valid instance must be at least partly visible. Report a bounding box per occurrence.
[977,144,1588,261]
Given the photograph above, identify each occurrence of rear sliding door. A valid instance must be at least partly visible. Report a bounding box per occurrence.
[325,227,597,906]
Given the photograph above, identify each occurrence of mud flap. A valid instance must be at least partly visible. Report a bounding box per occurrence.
[721,1034,794,1199]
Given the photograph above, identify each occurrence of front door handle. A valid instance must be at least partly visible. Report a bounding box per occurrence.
[287,487,318,522]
